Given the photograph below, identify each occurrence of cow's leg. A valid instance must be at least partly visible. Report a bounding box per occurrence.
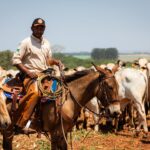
[145,101,149,116]
[83,109,90,130]
[93,102,100,132]
[93,114,99,131]
[128,104,135,129]
[135,102,148,136]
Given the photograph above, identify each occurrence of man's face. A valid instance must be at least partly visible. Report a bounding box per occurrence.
[32,25,45,39]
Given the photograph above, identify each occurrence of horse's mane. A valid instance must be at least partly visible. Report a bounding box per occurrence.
[64,69,94,83]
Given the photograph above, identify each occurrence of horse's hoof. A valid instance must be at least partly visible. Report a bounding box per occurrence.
[37,133,41,138]
[133,131,140,138]
[142,132,148,139]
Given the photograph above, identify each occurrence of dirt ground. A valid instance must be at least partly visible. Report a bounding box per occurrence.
[0,115,150,150]
[0,128,150,150]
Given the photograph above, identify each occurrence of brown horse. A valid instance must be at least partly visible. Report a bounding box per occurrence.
[40,65,120,150]
[0,76,11,129]
[0,89,11,129]
[2,65,120,150]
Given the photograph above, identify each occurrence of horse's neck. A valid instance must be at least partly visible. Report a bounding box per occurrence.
[68,72,99,106]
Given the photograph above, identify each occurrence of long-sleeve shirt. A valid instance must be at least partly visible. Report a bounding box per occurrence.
[12,35,52,72]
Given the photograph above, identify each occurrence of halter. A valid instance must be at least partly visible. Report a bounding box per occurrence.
[68,73,119,117]
[98,74,120,107]
[59,70,119,149]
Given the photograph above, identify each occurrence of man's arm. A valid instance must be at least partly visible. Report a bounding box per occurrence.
[48,58,63,67]
[15,64,37,79]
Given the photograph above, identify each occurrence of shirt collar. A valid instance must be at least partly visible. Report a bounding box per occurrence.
[31,35,44,43]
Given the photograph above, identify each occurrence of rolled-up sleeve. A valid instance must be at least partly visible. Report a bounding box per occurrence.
[12,41,27,65]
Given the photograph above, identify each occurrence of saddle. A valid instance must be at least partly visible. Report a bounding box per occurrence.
[2,77,24,94]
[2,77,24,112]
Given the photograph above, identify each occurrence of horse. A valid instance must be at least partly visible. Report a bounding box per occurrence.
[0,89,11,129]
[0,74,12,129]
[2,65,121,150]
[40,65,121,150]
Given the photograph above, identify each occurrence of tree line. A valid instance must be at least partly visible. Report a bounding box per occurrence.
[91,48,118,60]
[0,48,119,70]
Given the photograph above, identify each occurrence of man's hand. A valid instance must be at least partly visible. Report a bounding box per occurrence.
[26,71,38,79]
[15,63,38,79]
[48,58,64,68]
[57,60,64,70]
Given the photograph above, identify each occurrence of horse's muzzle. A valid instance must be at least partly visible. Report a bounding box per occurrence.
[108,102,121,117]
[0,121,10,129]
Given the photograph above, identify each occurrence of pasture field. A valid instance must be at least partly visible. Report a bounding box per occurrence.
[73,54,150,62]
[0,116,150,150]
[119,54,150,62]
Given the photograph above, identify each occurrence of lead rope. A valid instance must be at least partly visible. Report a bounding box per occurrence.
[59,68,113,148]
[60,112,73,150]
[59,65,73,150]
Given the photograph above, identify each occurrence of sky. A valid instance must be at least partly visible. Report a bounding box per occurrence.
[0,0,150,53]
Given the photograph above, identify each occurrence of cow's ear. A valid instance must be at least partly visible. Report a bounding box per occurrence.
[112,64,119,74]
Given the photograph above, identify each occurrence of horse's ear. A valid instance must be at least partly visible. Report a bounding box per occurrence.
[91,62,107,75]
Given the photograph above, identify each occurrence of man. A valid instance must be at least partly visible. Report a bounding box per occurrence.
[12,18,62,130]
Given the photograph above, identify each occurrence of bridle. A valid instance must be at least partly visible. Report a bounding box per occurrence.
[97,74,119,107]
[59,69,120,149]
[68,72,119,117]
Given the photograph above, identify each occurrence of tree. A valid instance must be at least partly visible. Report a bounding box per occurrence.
[91,48,118,60]
[105,48,118,59]
[91,48,105,60]
[0,50,13,69]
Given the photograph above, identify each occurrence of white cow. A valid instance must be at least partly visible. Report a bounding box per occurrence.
[99,64,107,69]
[115,68,148,134]
[138,58,148,69]
[84,97,101,131]
[106,63,115,71]
[147,63,150,76]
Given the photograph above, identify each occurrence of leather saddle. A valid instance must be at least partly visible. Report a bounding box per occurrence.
[2,77,24,94]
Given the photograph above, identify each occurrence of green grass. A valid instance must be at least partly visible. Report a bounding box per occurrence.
[36,140,51,150]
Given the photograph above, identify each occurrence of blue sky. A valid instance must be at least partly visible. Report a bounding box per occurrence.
[0,0,150,53]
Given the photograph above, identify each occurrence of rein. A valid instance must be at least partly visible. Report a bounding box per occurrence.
[57,67,73,150]
[69,74,116,117]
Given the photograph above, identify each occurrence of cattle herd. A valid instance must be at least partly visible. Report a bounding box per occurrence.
[0,57,150,147]
[54,58,150,138]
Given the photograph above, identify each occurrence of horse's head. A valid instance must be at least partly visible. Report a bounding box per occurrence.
[0,90,11,129]
[93,63,121,117]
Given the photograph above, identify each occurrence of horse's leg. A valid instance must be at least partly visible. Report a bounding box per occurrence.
[58,135,67,150]
[51,132,59,150]
[51,132,67,150]
[2,126,14,150]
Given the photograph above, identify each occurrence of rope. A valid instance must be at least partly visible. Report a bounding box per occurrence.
[61,109,73,150]
[37,74,63,100]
